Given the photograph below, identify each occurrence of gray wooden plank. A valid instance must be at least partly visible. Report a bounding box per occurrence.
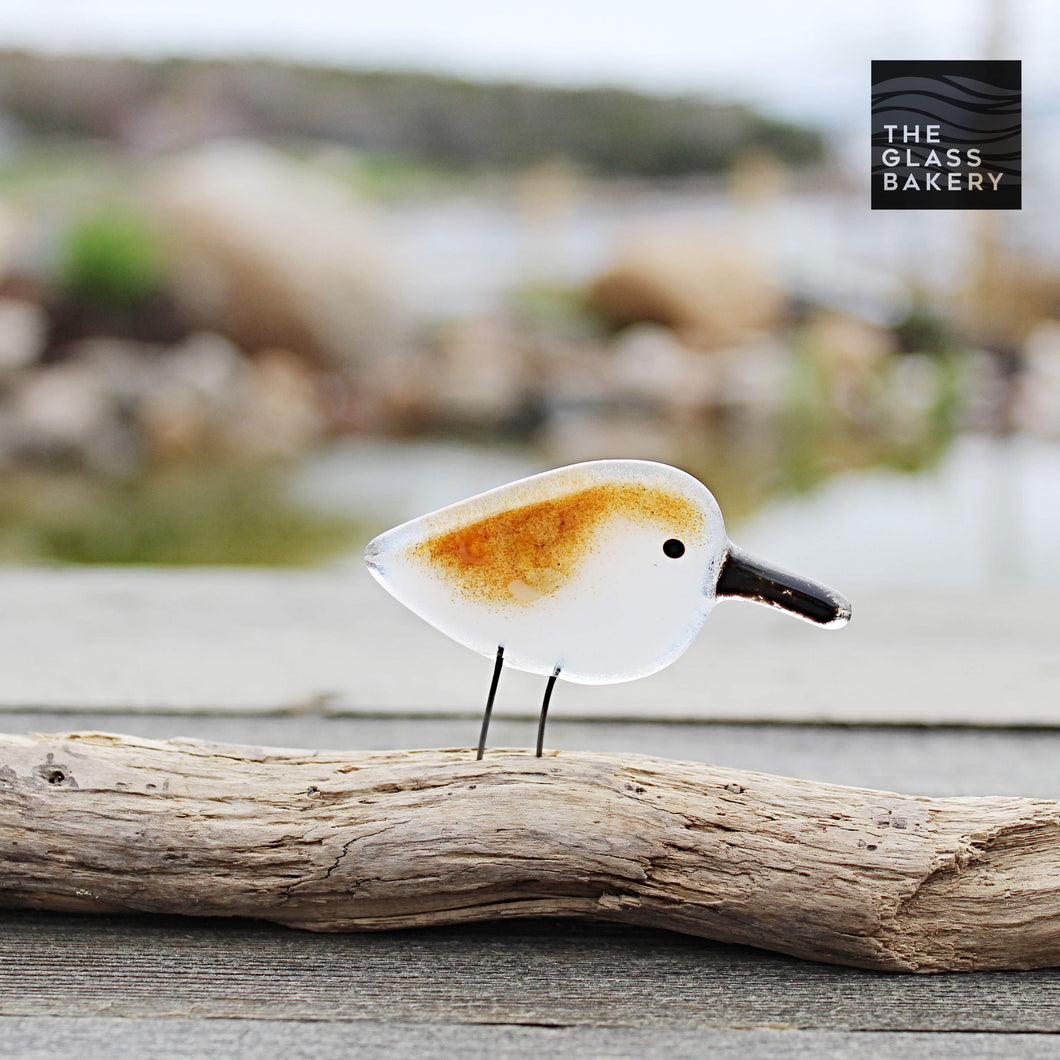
[3,712,1060,798]
[2,1019,1057,1060]
[1,913,1059,1032]
[0,568,1055,725]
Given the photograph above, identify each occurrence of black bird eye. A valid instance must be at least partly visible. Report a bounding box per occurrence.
[662,539,685,559]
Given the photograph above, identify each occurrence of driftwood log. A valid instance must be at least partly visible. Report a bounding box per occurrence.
[1,730,1058,973]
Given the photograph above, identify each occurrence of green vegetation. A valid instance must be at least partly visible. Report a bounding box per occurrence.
[0,140,121,192]
[893,301,959,357]
[0,51,825,179]
[507,281,601,340]
[0,468,365,566]
[57,206,166,306]
[347,151,472,199]
[774,337,959,501]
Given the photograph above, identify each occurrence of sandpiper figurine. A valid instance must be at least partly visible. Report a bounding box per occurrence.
[365,460,851,758]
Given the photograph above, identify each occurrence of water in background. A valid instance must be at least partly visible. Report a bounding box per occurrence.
[2,117,1057,576]
[295,431,1060,589]
[387,184,979,322]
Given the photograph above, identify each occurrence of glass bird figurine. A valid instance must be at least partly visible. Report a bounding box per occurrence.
[365,460,851,758]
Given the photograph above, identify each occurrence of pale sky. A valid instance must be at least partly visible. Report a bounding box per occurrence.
[0,0,1057,125]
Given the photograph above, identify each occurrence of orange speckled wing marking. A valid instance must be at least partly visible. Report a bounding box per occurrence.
[414,482,704,605]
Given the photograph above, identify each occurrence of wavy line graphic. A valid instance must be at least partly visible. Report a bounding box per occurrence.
[874,87,1019,111]
[872,89,1020,118]
[871,70,1021,191]
[937,75,1020,101]
[875,74,1019,97]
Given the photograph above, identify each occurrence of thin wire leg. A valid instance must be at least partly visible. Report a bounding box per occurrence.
[476,646,504,760]
[535,667,560,758]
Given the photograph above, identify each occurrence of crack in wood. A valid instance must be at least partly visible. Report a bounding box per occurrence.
[2,732,1060,972]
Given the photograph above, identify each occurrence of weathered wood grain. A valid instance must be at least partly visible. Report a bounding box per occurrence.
[5,710,1060,798]
[2,731,1059,973]
[7,1019,1060,1060]
[7,912,1060,1030]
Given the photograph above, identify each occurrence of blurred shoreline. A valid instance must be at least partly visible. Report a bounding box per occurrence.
[0,51,1056,578]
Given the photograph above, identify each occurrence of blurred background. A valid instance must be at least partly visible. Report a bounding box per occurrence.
[0,0,1056,589]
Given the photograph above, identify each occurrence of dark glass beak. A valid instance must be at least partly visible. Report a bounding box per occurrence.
[715,544,852,628]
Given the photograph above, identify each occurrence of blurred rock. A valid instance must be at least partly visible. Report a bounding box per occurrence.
[345,348,437,434]
[7,340,147,474]
[610,324,719,413]
[0,298,46,371]
[0,330,327,473]
[801,309,893,376]
[712,341,792,421]
[534,338,615,407]
[882,354,944,439]
[727,149,788,207]
[232,348,325,459]
[147,140,408,366]
[432,315,528,422]
[586,231,783,351]
[955,349,1008,433]
[609,324,790,423]
[14,362,110,441]
[516,159,580,279]
[139,332,324,461]
[543,405,682,467]
[799,308,894,418]
[960,244,1060,349]
[138,332,253,460]
[1016,322,1060,439]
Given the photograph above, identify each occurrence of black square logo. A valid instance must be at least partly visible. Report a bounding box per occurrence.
[871,60,1021,210]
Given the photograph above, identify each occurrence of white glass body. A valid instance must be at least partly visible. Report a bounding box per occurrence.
[365,460,729,684]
